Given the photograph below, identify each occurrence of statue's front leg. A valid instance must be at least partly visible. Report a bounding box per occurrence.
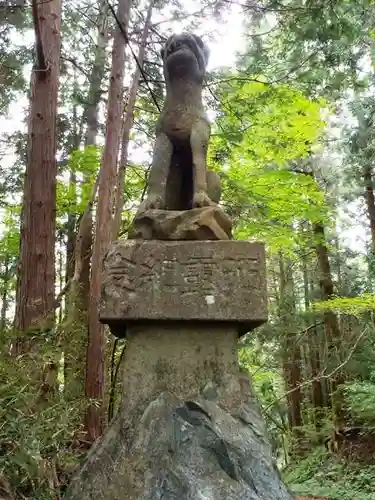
[190,120,214,208]
[138,132,173,213]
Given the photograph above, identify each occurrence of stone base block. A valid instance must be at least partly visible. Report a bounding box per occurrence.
[128,206,232,241]
[112,323,240,417]
[100,239,267,336]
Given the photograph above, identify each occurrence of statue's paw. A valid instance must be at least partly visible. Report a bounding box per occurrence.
[192,190,214,208]
[139,195,166,212]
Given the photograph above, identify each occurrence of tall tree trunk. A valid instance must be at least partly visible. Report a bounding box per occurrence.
[14,0,61,344]
[351,73,375,276]
[65,119,80,286]
[279,254,303,454]
[63,166,78,395]
[309,325,326,430]
[57,237,63,324]
[61,101,79,396]
[313,222,344,427]
[66,170,77,282]
[64,212,93,399]
[85,0,131,442]
[85,0,109,147]
[0,255,10,331]
[113,0,153,238]
[363,164,375,256]
[64,2,109,401]
[301,228,325,430]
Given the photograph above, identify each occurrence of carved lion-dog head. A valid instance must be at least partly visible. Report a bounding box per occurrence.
[161,32,209,82]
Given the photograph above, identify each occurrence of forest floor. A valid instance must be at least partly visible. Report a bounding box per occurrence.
[285,447,375,500]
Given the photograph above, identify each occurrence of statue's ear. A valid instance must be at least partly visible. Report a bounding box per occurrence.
[203,44,210,65]
[161,35,173,60]
[192,34,204,48]
[192,34,209,66]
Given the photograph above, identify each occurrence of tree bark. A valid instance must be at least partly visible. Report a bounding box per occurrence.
[113,0,153,238]
[279,254,303,454]
[65,105,80,285]
[313,222,344,426]
[84,0,109,147]
[85,0,131,442]
[301,228,325,429]
[14,0,61,342]
[363,164,375,256]
[64,212,93,400]
[0,255,10,331]
[64,1,109,401]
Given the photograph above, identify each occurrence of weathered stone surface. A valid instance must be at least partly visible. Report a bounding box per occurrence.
[129,206,232,241]
[136,33,220,214]
[65,298,292,500]
[64,381,293,500]
[99,240,267,336]
[105,324,240,418]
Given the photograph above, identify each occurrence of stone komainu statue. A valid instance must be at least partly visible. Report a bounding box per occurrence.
[137,32,221,214]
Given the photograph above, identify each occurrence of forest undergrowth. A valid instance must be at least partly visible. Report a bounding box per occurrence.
[285,449,375,500]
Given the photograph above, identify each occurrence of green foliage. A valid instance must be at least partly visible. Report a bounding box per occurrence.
[0,206,21,310]
[312,293,375,316]
[242,0,374,97]
[214,79,327,165]
[239,346,283,407]
[0,7,30,113]
[239,345,288,458]
[284,446,328,484]
[344,380,375,422]
[286,452,375,500]
[209,77,329,250]
[0,205,20,258]
[57,145,101,219]
[0,350,84,499]
[123,164,148,209]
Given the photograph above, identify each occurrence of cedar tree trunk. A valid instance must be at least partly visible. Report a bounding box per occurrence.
[279,255,303,451]
[313,222,345,426]
[113,0,153,238]
[85,0,131,442]
[64,3,109,401]
[14,0,61,342]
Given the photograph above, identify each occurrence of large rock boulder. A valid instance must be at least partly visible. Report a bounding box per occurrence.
[64,377,293,500]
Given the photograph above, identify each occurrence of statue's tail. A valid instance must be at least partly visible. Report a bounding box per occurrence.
[207,170,221,204]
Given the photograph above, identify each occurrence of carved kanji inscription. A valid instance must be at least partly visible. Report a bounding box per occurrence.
[100,240,267,335]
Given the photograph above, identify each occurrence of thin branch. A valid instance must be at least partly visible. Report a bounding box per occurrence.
[71,168,101,284]
[54,168,101,310]
[54,280,70,309]
[294,321,324,346]
[221,0,323,12]
[107,339,127,422]
[61,55,90,78]
[105,0,161,112]
[265,326,370,412]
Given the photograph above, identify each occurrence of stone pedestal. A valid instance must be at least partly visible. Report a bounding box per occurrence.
[100,239,267,337]
[116,324,240,419]
[64,238,293,500]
